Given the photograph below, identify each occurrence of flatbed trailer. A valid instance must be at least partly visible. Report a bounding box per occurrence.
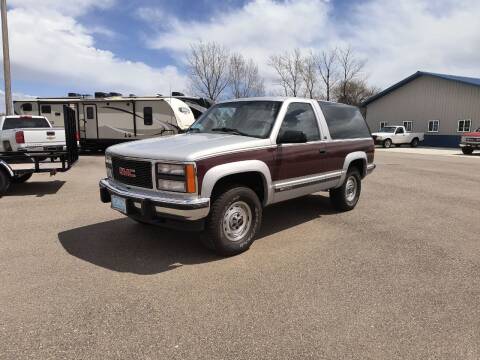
[0,106,79,195]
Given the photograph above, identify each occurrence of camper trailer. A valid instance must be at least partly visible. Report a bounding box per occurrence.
[14,93,212,150]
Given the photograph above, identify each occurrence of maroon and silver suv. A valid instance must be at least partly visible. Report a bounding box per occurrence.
[99,97,375,255]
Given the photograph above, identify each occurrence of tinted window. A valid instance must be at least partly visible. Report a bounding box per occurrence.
[318,101,371,139]
[396,127,404,134]
[22,103,33,111]
[278,103,320,142]
[3,117,49,130]
[86,107,94,120]
[144,107,153,126]
[41,105,51,114]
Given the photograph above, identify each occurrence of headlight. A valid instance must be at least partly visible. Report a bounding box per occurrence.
[156,163,196,193]
[105,154,113,178]
[156,163,185,176]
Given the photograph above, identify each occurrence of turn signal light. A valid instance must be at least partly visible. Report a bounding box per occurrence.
[185,164,196,193]
[15,131,25,144]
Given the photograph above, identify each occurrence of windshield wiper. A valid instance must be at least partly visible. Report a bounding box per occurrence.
[211,127,250,137]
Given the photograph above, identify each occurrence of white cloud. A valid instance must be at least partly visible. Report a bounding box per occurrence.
[142,0,480,90]
[4,1,188,100]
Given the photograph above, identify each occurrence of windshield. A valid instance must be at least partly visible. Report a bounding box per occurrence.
[379,126,396,133]
[3,117,50,130]
[188,101,282,139]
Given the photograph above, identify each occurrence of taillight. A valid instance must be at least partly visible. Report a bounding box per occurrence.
[75,131,80,141]
[15,131,25,144]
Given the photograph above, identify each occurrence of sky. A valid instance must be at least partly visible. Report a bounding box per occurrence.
[1,0,480,110]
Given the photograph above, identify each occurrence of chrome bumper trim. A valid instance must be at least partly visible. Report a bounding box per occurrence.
[99,178,210,221]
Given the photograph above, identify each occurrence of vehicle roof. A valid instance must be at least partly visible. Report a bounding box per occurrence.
[216,96,346,104]
[14,96,207,103]
[2,115,47,118]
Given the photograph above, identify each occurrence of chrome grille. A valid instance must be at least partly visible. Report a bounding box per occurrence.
[112,157,153,189]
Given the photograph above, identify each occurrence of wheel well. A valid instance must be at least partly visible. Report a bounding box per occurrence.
[211,172,266,203]
[348,159,366,178]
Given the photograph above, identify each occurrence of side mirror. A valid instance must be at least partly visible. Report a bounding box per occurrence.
[277,130,307,144]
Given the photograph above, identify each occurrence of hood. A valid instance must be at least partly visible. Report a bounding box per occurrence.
[107,133,271,161]
[462,131,480,137]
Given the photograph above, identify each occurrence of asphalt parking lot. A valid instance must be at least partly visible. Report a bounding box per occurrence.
[1,150,479,359]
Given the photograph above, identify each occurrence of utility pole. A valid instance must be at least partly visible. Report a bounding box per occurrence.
[1,0,12,115]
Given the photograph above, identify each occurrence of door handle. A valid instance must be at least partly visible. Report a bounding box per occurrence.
[319,149,327,154]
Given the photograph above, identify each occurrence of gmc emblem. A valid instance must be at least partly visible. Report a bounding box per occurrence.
[119,167,136,178]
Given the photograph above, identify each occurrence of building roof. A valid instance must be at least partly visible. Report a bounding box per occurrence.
[362,71,480,106]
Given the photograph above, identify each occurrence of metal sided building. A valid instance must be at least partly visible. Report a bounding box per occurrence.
[362,71,480,147]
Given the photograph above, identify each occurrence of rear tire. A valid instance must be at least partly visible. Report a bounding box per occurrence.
[0,170,11,196]
[410,138,419,147]
[330,169,362,211]
[11,173,32,184]
[204,185,262,256]
[383,139,392,148]
[462,147,474,155]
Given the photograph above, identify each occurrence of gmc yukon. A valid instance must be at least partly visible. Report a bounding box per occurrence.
[100,97,376,256]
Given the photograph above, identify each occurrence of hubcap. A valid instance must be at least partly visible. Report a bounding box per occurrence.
[345,176,357,203]
[223,201,252,242]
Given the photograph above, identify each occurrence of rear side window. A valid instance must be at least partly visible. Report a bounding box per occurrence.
[3,117,49,130]
[318,101,371,139]
[22,103,33,111]
[144,107,153,126]
[279,102,320,142]
[41,105,51,114]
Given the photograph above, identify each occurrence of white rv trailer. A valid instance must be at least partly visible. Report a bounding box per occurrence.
[13,94,212,150]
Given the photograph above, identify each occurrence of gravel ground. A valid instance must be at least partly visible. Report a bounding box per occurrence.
[1,151,479,360]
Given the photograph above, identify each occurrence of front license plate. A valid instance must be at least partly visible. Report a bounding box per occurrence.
[111,195,127,214]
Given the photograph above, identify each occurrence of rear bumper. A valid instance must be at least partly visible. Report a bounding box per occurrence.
[17,144,66,152]
[99,178,210,223]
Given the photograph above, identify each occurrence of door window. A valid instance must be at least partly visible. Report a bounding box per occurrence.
[278,103,320,142]
[396,127,404,134]
[86,107,94,120]
[144,107,153,126]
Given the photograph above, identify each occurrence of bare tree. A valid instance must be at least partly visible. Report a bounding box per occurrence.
[316,48,339,101]
[229,53,265,98]
[187,41,230,101]
[300,51,318,99]
[268,49,304,97]
[333,79,379,106]
[337,46,366,102]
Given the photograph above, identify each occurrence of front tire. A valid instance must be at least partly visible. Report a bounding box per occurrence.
[462,147,474,155]
[204,186,262,256]
[330,169,362,211]
[383,139,392,148]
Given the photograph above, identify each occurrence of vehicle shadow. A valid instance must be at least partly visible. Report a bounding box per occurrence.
[5,180,65,197]
[58,193,335,275]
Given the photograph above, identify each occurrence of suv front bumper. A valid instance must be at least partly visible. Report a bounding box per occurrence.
[99,178,210,223]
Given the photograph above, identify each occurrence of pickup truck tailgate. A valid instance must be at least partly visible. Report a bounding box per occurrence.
[22,128,66,145]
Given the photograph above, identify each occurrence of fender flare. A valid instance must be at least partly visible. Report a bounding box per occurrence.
[0,160,14,177]
[337,151,367,185]
[200,160,273,206]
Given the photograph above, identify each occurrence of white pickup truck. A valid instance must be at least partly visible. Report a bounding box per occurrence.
[371,126,424,148]
[0,115,66,153]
